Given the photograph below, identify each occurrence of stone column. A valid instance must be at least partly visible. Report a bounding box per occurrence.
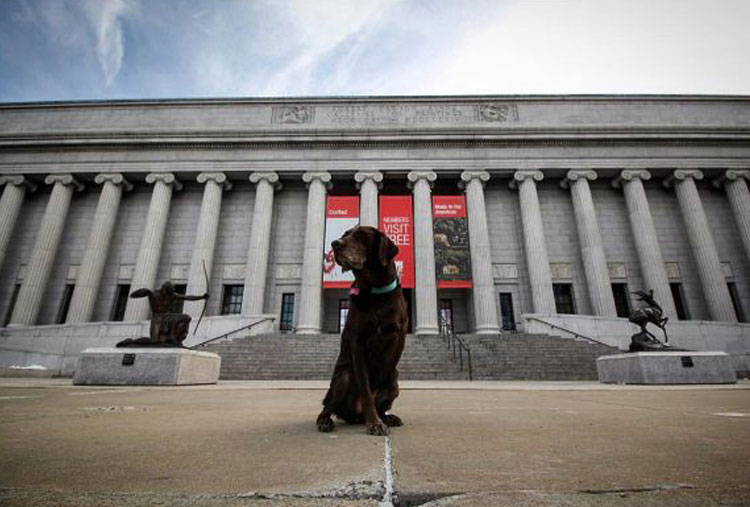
[296,172,332,334]
[354,171,383,227]
[123,173,182,322]
[562,170,617,316]
[714,170,750,265]
[183,173,231,319]
[10,174,83,325]
[613,170,677,319]
[665,170,736,322]
[407,170,439,335]
[242,172,281,316]
[66,174,132,323]
[459,171,500,334]
[0,176,36,273]
[510,170,556,315]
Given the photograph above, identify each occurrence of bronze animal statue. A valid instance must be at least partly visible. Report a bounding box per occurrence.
[116,281,209,348]
[628,289,674,352]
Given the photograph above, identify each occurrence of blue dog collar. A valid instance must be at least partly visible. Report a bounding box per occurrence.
[370,278,399,294]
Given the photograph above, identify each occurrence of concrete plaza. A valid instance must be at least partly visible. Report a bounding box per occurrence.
[1,379,749,506]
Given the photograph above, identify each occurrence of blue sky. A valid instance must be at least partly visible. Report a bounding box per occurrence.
[1,0,749,102]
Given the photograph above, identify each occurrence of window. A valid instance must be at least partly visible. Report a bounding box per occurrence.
[3,284,21,326]
[110,284,131,321]
[280,293,295,332]
[338,299,350,332]
[56,284,75,324]
[553,283,576,314]
[670,283,689,320]
[221,285,244,315]
[611,283,631,318]
[727,282,746,323]
[499,292,516,331]
[171,284,187,313]
[439,299,453,334]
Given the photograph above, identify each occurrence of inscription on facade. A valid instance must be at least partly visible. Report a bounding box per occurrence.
[269,103,521,125]
[271,105,315,124]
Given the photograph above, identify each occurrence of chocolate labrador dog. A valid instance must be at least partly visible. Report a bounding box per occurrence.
[316,226,408,435]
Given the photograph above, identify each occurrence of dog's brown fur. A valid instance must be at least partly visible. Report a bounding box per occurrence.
[316,226,408,435]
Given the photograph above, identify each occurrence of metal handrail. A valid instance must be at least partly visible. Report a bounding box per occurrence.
[525,315,612,348]
[190,317,276,349]
[439,315,473,381]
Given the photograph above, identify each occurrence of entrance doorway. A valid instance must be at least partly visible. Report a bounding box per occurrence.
[402,288,414,334]
[439,299,454,334]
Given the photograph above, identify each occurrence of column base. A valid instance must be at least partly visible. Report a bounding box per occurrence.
[414,325,439,336]
[295,326,322,335]
[474,326,502,335]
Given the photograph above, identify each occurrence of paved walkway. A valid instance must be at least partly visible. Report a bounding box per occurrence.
[1,379,749,506]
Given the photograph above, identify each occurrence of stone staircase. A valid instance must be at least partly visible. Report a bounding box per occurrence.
[201,332,617,381]
[462,333,618,380]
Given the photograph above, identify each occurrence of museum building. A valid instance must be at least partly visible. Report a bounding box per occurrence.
[0,96,749,372]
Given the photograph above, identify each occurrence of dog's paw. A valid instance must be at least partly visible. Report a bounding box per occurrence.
[382,414,403,427]
[317,417,335,433]
[366,421,389,436]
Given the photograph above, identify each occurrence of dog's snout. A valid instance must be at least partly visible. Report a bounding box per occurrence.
[331,239,342,250]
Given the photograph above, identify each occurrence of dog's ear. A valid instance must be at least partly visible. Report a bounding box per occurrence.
[378,231,399,266]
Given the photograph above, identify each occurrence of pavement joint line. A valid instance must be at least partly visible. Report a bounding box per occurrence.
[379,433,396,507]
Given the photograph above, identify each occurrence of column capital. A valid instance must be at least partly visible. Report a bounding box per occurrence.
[663,169,704,188]
[250,171,282,191]
[44,173,84,192]
[509,170,544,190]
[146,172,183,191]
[561,170,597,189]
[302,171,332,189]
[94,173,133,191]
[713,169,750,188]
[198,172,232,191]
[407,170,437,189]
[0,175,37,192]
[612,169,651,189]
[458,170,490,189]
[354,171,383,189]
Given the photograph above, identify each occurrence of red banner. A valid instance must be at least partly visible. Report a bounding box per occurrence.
[433,195,472,289]
[379,196,414,288]
[323,196,360,288]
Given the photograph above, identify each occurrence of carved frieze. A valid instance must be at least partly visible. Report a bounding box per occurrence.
[476,103,519,123]
[271,105,315,124]
[721,262,733,279]
[276,264,302,280]
[223,264,245,281]
[118,265,135,280]
[664,262,680,279]
[492,264,518,279]
[550,262,572,279]
[608,263,627,280]
[170,265,189,281]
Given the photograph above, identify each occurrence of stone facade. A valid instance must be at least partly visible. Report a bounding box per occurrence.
[0,96,748,341]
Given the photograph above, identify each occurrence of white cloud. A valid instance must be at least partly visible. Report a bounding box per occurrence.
[259,0,397,95]
[82,0,137,86]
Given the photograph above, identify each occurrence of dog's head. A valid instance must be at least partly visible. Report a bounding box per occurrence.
[331,226,399,276]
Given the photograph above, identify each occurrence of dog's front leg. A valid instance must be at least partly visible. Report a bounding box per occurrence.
[351,340,387,435]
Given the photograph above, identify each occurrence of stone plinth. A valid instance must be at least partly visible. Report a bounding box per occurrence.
[597,351,737,385]
[73,347,220,386]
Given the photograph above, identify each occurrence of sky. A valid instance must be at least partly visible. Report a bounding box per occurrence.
[0,0,749,102]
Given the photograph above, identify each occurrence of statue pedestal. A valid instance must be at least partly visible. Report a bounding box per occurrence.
[597,351,737,385]
[73,347,220,385]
